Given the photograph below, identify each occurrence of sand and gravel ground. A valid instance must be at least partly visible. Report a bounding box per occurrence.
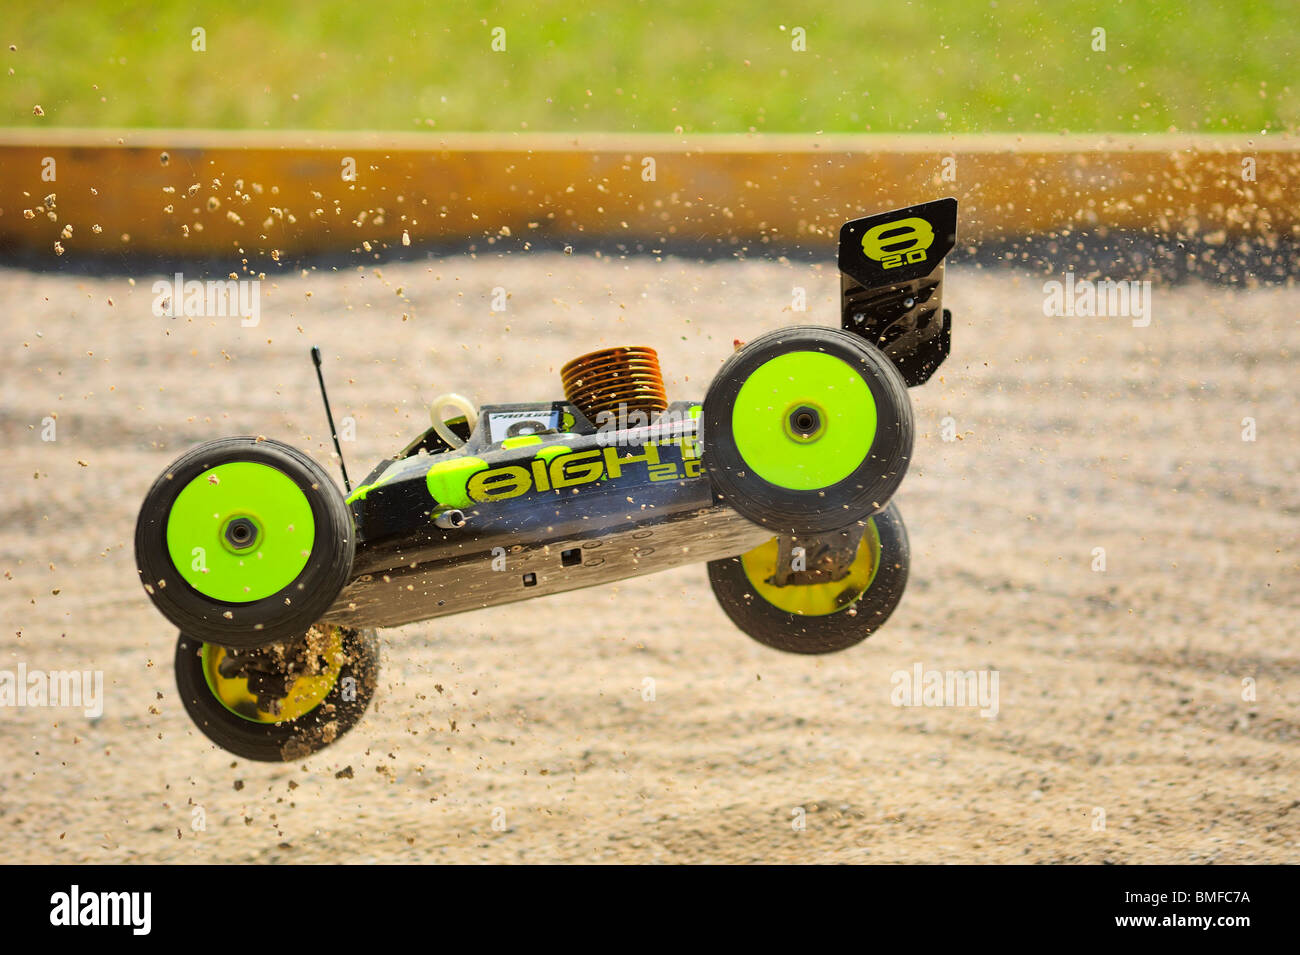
[0,253,1296,863]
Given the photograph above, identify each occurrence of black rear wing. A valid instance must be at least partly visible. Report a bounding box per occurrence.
[837,197,957,387]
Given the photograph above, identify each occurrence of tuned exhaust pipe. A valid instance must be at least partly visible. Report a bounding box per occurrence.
[434,509,467,529]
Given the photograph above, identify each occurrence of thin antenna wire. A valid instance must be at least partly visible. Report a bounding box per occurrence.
[310,346,352,493]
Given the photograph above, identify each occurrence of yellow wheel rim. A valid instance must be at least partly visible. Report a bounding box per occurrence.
[740,519,882,616]
[200,626,345,723]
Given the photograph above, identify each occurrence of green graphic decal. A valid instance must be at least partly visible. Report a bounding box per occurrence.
[501,435,543,449]
[346,462,404,504]
[425,455,487,509]
[860,216,935,270]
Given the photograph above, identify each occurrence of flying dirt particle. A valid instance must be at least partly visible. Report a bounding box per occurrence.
[32,105,44,116]
[206,196,220,212]
[402,230,411,246]
[564,245,573,255]
[160,152,170,166]
[335,766,354,779]
[233,779,244,791]
[54,242,64,256]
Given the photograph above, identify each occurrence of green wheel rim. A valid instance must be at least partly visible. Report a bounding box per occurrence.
[740,517,883,616]
[199,632,343,724]
[165,462,316,602]
[731,351,877,490]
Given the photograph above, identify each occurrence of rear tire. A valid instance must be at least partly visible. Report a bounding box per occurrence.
[708,502,909,654]
[135,437,354,649]
[702,326,913,534]
[174,625,379,762]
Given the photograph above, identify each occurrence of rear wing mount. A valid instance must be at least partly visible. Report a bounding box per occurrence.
[837,197,958,387]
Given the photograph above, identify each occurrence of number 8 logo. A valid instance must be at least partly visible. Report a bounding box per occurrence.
[860,217,935,269]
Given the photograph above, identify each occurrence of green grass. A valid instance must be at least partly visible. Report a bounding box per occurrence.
[5,0,1296,133]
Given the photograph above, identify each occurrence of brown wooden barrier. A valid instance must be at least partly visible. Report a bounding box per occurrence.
[0,130,1295,259]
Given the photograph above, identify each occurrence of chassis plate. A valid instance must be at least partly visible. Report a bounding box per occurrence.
[322,504,771,630]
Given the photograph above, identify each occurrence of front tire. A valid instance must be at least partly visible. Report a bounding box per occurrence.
[708,501,909,654]
[135,437,354,649]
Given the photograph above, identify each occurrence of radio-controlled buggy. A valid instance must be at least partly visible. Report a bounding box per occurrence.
[135,198,958,760]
